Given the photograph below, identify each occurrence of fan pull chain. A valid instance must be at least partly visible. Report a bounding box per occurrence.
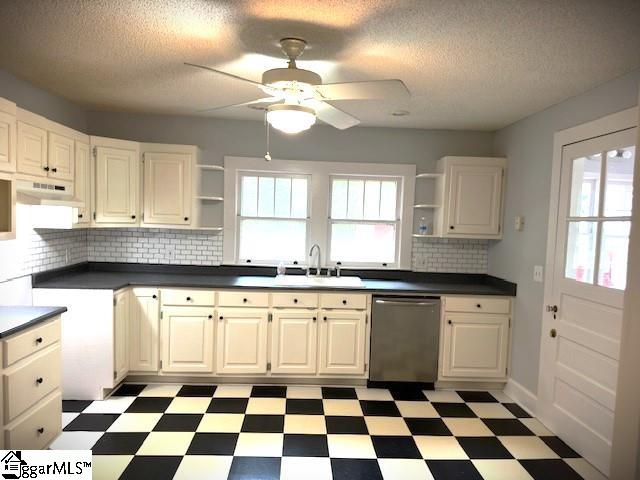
[264,111,272,161]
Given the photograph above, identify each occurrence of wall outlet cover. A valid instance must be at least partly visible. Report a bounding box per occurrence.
[533,265,544,282]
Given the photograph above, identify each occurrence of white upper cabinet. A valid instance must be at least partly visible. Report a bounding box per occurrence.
[17,121,47,177]
[48,133,74,181]
[0,100,16,173]
[143,152,192,225]
[94,145,139,224]
[271,310,318,375]
[434,156,506,239]
[74,141,90,224]
[216,308,268,375]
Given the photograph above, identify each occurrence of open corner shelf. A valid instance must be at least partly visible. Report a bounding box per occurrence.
[197,226,223,231]
[412,234,439,238]
[197,164,224,171]
[413,204,440,209]
[416,173,442,179]
[196,196,224,201]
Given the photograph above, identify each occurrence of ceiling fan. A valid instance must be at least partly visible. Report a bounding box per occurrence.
[185,37,410,134]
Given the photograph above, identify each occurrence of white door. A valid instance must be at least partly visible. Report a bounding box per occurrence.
[161,306,214,373]
[0,111,16,173]
[318,310,366,375]
[216,309,268,374]
[271,310,318,375]
[441,313,509,379]
[95,146,138,224]
[540,127,636,475]
[74,141,90,224]
[17,122,47,177]
[48,132,74,181]
[113,290,129,384]
[143,152,191,225]
[446,164,502,235]
[129,288,159,372]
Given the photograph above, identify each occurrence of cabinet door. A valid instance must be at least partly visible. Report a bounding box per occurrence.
[0,111,16,173]
[48,132,74,181]
[113,290,130,384]
[143,152,191,225]
[129,288,159,372]
[271,310,318,375]
[446,164,502,235]
[17,122,47,177]
[216,309,268,374]
[74,141,90,224]
[318,311,366,375]
[441,313,509,378]
[95,146,138,224]
[161,306,214,373]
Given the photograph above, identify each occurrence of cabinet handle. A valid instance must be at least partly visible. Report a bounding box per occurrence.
[131,215,136,219]
[293,298,298,303]
[36,377,43,385]
[449,225,455,230]
[208,315,213,319]
[447,320,452,325]
[342,299,347,305]
[219,316,223,320]
[243,298,248,303]
[184,217,189,221]
[43,166,50,172]
[323,316,327,322]
[51,167,57,173]
[35,337,43,344]
[152,294,157,299]
[37,427,44,435]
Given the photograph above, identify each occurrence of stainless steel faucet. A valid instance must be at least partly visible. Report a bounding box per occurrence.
[308,243,321,276]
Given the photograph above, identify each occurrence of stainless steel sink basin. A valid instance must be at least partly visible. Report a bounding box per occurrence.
[274,275,364,288]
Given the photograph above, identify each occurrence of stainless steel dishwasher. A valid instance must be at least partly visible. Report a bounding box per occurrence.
[369,296,441,386]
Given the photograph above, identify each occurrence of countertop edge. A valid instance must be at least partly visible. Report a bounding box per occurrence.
[0,306,67,338]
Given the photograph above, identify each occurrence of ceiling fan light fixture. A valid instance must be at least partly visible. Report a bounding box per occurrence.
[267,104,316,134]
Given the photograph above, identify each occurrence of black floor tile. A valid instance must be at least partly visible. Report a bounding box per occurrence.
[241,415,285,433]
[456,391,498,403]
[540,436,581,458]
[283,434,329,457]
[432,403,477,418]
[331,458,383,480]
[389,388,427,401]
[371,436,421,459]
[321,387,358,399]
[405,418,452,436]
[125,397,173,413]
[360,400,401,417]
[111,384,147,396]
[64,414,120,431]
[153,414,203,432]
[187,433,238,455]
[119,456,181,480]
[482,418,534,436]
[426,460,483,480]
[91,432,148,454]
[502,403,532,418]
[251,386,287,398]
[286,398,324,415]
[325,416,369,434]
[520,459,583,480]
[457,436,514,459]
[177,385,217,397]
[207,398,249,413]
[228,456,281,480]
[62,400,92,412]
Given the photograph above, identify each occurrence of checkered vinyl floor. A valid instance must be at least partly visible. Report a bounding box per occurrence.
[52,384,604,480]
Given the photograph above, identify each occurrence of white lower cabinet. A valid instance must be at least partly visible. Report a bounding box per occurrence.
[161,306,214,373]
[271,310,318,375]
[216,309,268,375]
[113,290,129,384]
[441,313,509,379]
[129,288,159,372]
[318,310,367,375]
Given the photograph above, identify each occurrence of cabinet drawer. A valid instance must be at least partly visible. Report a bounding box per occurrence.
[161,289,215,306]
[445,297,510,314]
[319,293,367,310]
[4,346,61,422]
[272,292,318,308]
[3,318,60,368]
[218,291,269,307]
[5,391,61,450]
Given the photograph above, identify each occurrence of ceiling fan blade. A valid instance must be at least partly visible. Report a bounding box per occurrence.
[315,79,410,101]
[197,97,278,113]
[306,99,360,130]
[184,62,263,87]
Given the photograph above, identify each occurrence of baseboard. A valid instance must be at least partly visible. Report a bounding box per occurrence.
[504,378,538,416]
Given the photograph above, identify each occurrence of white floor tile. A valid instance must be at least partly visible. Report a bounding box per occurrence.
[467,402,515,418]
[519,418,554,436]
[173,455,233,480]
[395,401,439,418]
[106,413,162,432]
[365,416,411,435]
[197,414,244,433]
[166,397,211,413]
[356,388,394,401]
[246,397,286,414]
[284,414,327,434]
[378,458,435,480]
[91,455,133,480]
[213,385,252,398]
[498,436,560,459]
[50,431,103,450]
[564,458,608,480]
[138,384,182,397]
[443,418,494,436]
[472,459,534,480]
[61,412,80,429]
[323,399,363,416]
[234,433,283,457]
[489,390,514,403]
[327,434,376,459]
[414,436,468,460]
[281,457,332,480]
[137,432,194,455]
[82,396,136,413]
[286,386,323,399]
[423,390,464,403]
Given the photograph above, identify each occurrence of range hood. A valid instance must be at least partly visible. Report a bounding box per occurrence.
[16,179,83,208]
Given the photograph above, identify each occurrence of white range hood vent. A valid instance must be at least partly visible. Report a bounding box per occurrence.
[16,179,83,208]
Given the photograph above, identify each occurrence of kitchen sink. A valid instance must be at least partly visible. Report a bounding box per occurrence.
[274,275,364,288]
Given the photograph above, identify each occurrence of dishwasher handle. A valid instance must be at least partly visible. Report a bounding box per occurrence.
[374,299,439,307]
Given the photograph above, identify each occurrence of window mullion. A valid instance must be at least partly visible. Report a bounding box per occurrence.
[592,150,608,284]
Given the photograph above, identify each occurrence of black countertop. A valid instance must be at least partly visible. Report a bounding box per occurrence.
[32,263,517,297]
[0,306,67,338]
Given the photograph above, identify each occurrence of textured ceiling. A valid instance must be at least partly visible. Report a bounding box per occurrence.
[1,0,639,130]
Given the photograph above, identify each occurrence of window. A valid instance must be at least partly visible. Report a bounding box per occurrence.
[237,173,309,263]
[565,146,634,289]
[329,177,400,266]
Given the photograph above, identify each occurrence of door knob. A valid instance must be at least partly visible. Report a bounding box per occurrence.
[546,305,558,313]
[550,328,557,338]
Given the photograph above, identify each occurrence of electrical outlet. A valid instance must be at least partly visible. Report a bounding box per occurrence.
[166,245,176,261]
[533,265,544,283]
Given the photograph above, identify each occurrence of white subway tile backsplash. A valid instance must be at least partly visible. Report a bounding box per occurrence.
[412,237,488,273]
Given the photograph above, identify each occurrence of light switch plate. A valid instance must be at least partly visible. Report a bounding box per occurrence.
[533,265,544,282]
[515,216,525,231]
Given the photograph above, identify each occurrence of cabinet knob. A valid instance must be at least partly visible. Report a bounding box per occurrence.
[219,316,224,321]
[342,299,347,305]
[184,217,189,221]
[36,377,43,385]
[78,214,83,219]
[447,319,452,325]
[35,337,43,344]
[186,296,192,301]
[43,166,50,172]
[293,298,298,303]
[131,215,136,219]
[312,316,317,322]
[476,303,481,308]
[243,298,248,303]
[51,168,57,173]
[323,316,327,321]
[37,427,44,435]
[449,225,455,230]
[208,315,213,319]
[152,294,157,299]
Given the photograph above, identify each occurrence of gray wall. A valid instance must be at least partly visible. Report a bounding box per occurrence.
[490,68,640,394]
[0,69,86,131]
